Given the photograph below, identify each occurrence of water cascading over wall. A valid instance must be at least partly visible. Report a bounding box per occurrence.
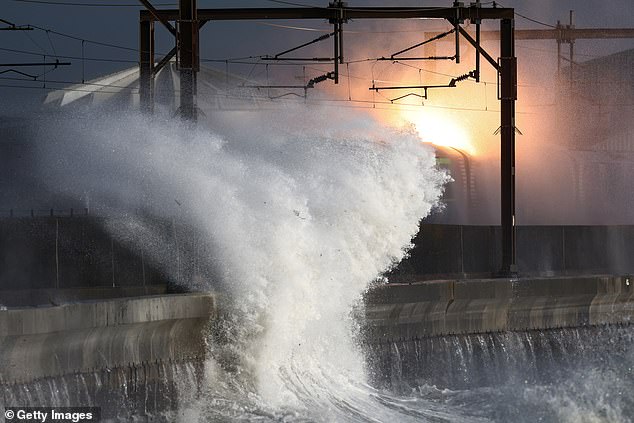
[362,276,634,390]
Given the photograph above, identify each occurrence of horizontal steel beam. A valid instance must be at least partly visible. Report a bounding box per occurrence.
[140,6,514,22]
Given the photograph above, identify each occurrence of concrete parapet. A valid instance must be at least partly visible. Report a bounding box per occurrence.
[364,275,634,343]
[0,293,215,384]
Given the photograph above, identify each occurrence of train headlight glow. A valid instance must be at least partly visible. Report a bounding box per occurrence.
[402,110,476,155]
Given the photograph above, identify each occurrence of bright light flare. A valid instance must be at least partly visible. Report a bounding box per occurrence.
[401,110,476,155]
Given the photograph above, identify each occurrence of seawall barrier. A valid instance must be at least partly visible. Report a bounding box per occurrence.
[363,275,634,343]
[363,275,634,390]
[0,293,215,383]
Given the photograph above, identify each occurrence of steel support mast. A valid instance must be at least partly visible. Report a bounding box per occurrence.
[499,19,517,276]
[178,0,199,121]
[139,19,154,113]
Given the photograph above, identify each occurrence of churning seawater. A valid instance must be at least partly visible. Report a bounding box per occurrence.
[33,106,634,422]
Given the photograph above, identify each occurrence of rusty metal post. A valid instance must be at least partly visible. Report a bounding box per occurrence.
[139,19,154,113]
[499,17,517,276]
[178,0,199,121]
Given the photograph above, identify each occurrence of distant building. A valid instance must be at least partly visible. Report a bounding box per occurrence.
[557,48,634,222]
[562,48,634,152]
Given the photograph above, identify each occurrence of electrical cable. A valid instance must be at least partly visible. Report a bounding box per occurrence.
[0,82,129,94]
[0,80,542,114]
[0,45,334,66]
[0,46,138,63]
[262,0,322,8]
[257,22,330,32]
[22,30,49,54]
[1,5,600,111]
[12,0,321,6]
[45,30,57,56]
[514,11,557,29]
[0,75,138,90]
[255,21,449,34]
[1,40,571,90]
[27,24,138,51]
[494,1,557,29]
[11,0,174,6]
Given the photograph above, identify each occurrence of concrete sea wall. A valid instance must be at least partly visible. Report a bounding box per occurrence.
[364,275,634,343]
[363,276,634,390]
[0,293,215,418]
[0,293,215,383]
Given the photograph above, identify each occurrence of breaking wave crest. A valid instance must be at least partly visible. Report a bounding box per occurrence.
[35,105,455,421]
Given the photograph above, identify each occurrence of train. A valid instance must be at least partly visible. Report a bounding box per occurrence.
[427,144,479,224]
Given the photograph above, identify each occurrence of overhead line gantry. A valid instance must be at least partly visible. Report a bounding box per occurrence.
[137,1,518,277]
